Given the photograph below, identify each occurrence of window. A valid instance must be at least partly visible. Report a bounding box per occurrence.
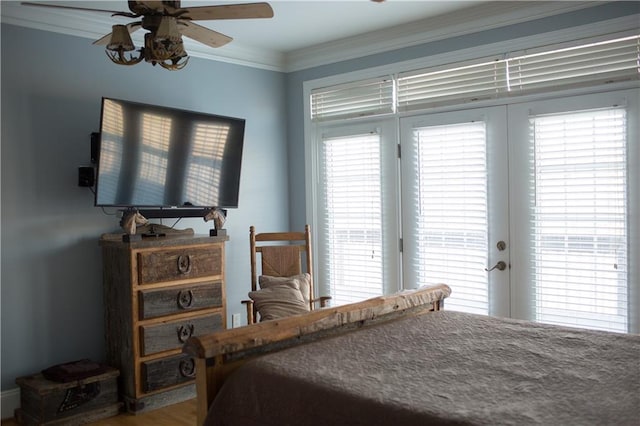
[319,132,384,305]
[397,59,506,111]
[507,35,640,94]
[310,34,639,118]
[396,34,639,112]
[528,108,628,332]
[306,32,639,333]
[311,76,394,122]
[407,121,489,314]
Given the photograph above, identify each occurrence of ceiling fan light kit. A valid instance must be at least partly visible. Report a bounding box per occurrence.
[156,16,181,43]
[145,32,189,70]
[107,25,136,51]
[106,16,189,70]
[22,1,274,71]
[106,24,144,66]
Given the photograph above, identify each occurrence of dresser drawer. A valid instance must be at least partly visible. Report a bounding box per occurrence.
[141,354,195,392]
[137,245,222,285]
[139,282,223,320]
[140,313,223,356]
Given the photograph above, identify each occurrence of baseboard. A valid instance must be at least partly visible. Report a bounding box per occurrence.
[1,387,20,420]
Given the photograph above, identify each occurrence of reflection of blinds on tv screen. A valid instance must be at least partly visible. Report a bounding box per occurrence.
[95,98,245,208]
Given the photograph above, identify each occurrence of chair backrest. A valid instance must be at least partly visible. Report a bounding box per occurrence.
[248,225,315,321]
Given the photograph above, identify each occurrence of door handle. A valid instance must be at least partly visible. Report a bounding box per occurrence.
[485,261,507,272]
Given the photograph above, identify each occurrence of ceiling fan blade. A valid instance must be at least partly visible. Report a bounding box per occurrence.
[181,2,274,21]
[180,21,232,49]
[20,2,126,15]
[129,1,177,14]
[93,22,142,46]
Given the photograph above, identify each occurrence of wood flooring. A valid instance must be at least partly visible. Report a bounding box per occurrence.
[1,399,196,426]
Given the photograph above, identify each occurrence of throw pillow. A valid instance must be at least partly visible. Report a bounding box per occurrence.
[259,273,311,305]
[249,281,310,322]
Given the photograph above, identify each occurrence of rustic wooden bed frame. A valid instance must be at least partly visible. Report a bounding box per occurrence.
[183,284,451,425]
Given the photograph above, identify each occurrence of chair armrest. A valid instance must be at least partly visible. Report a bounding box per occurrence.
[311,295,332,308]
[241,299,255,324]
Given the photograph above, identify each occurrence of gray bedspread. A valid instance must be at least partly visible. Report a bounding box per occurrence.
[208,311,640,426]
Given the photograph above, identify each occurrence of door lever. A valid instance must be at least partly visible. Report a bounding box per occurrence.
[485,261,507,272]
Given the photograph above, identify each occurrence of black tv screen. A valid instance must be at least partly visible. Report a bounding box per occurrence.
[95,97,245,210]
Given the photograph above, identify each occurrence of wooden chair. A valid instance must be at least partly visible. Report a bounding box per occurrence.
[242,225,331,323]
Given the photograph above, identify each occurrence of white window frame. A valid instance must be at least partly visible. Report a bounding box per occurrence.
[305,19,639,223]
[303,20,640,331]
[309,119,400,301]
[508,89,640,333]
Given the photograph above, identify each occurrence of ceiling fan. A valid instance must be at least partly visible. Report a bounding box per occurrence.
[21,1,274,70]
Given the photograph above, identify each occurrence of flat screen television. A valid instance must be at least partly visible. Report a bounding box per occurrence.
[94,97,245,217]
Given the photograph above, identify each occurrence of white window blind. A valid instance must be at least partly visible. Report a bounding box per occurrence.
[529,108,628,333]
[397,59,507,112]
[396,35,639,113]
[410,122,489,315]
[311,77,394,122]
[508,35,640,93]
[320,132,384,305]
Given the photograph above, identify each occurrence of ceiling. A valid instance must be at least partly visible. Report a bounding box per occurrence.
[1,1,598,71]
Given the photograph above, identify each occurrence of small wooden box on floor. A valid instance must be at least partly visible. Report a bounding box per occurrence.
[14,368,121,425]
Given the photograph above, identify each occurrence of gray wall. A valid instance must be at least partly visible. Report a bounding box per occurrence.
[284,1,640,231]
[1,24,288,390]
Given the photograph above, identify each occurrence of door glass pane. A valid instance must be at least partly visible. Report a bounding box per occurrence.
[411,122,489,314]
[320,133,383,305]
[529,107,628,332]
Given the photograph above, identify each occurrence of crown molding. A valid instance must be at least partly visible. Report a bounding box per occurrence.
[283,1,605,72]
[0,1,607,73]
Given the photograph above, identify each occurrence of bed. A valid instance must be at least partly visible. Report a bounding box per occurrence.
[183,284,640,426]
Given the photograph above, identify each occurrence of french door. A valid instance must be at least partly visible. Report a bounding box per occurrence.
[400,106,510,317]
[313,88,637,333]
[315,120,400,307]
[509,90,638,333]
[399,89,638,332]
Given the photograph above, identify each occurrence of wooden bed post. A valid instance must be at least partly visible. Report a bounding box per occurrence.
[194,358,209,426]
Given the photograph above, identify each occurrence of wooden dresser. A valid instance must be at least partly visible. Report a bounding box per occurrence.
[100,232,227,413]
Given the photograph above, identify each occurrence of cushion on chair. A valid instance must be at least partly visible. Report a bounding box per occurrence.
[259,273,311,305]
[249,280,310,321]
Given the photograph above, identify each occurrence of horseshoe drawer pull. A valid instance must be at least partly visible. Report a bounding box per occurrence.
[177,324,195,343]
[177,255,192,274]
[179,358,196,378]
[177,290,194,309]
